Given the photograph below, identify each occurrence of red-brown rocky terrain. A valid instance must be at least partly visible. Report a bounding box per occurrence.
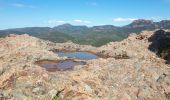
[0,30,169,100]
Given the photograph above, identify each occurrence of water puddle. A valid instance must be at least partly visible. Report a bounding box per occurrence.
[35,59,86,72]
[56,51,98,60]
[36,51,98,72]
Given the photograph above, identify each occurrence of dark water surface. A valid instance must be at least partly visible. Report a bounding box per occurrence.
[36,60,85,72]
[56,51,98,60]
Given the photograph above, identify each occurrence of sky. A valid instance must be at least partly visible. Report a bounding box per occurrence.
[0,0,170,29]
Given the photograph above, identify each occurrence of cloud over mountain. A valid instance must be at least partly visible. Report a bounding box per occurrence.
[113,18,138,22]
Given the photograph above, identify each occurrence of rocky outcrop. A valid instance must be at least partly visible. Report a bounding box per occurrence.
[0,31,169,100]
[148,30,170,64]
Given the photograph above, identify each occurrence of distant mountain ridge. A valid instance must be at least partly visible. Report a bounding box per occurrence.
[0,19,170,46]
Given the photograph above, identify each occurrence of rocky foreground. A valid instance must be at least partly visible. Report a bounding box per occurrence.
[0,30,170,100]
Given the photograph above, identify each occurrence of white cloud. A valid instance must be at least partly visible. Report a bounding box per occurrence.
[73,19,91,24]
[113,18,138,22]
[47,19,92,25]
[47,20,66,24]
[150,17,162,21]
[73,20,83,23]
[12,3,35,8]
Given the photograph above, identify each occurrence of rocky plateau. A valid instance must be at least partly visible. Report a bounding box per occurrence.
[0,30,170,100]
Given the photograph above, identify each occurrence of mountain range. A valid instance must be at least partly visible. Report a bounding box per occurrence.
[0,19,170,46]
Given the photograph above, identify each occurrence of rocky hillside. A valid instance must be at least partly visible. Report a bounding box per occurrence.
[0,30,170,100]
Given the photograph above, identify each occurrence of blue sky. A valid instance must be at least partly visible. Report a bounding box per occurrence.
[0,0,170,29]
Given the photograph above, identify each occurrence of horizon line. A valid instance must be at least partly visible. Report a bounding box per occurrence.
[1,19,170,30]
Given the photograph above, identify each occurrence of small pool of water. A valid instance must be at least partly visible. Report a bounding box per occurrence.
[56,51,98,60]
[36,60,85,72]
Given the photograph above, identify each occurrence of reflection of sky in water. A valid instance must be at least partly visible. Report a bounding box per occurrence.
[56,52,98,60]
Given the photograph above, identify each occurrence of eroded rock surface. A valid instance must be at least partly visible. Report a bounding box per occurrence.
[0,31,169,100]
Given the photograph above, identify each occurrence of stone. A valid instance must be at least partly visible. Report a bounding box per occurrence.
[0,67,5,75]
[32,87,45,95]
[48,89,57,99]
[84,84,92,93]
[35,80,43,87]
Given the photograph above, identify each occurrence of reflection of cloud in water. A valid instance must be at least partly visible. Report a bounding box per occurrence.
[56,52,98,60]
